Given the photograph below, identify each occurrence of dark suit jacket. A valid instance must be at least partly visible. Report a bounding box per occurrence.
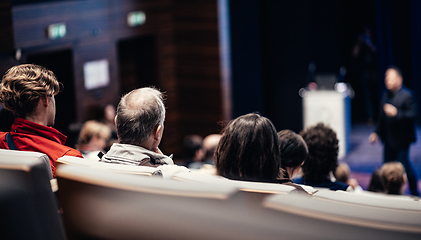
[375,86,417,148]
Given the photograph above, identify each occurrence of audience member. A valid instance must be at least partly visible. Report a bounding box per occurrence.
[294,123,351,191]
[334,162,363,192]
[215,113,307,192]
[367,168,385,193]
[100,87,174,167]
[94,104,118,150]
[183,134,205,168]
[202,134,222,165]
[277,129,307,180]
[195,134,221,175]
[0,64,83,176]
[380,162,407,195]
[76,120,111,161]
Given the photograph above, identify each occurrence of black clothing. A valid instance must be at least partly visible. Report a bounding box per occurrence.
[375,86,419,196]
[375,87,416,148]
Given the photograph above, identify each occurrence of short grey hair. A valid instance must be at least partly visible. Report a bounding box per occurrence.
[116,87,166,146]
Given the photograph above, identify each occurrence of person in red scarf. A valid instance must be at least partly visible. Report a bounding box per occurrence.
[0,64,82,177]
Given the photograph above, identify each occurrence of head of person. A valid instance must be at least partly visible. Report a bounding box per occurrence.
[334,162,350,183]
[203,134,222,162]
[215,113,280,182]
[0,64,60,126]
[77,120,111,151]
[115,87,165,150]
[367,168,385,193]
[277,129,308,179]
[385,66,403,93]
[300,123,339,182]
[183,134,204,162]
[380,162,407,195]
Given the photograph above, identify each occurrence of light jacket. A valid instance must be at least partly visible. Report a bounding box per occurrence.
[100,143,174,167]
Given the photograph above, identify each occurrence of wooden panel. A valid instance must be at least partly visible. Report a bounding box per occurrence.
[160,0,222,158]
[108,0,170,40]
[72,38,119,122]
[1,0,224,158]
[12,0,111,49]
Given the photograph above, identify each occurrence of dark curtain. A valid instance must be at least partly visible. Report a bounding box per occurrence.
[375,0,421,123]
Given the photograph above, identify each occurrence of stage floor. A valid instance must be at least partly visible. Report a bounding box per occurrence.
[341,124,421,193]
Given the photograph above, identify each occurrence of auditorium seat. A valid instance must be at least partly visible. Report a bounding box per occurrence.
[313,189,421,210]
[172,171,313,194]
[264,193,421,239]
[0,148,53,179]
[56,155,163,177]
[0,150,66,240]
[57,163,421,239]
[56,164,244,239]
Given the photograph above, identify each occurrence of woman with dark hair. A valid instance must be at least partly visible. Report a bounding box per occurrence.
[294,123,351,191]
[367,168,385,193]
[215,113,307,192]
[277,130,308,180]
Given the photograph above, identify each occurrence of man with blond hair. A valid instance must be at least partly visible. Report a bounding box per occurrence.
[0,64,82,177]
[100,87,174,167]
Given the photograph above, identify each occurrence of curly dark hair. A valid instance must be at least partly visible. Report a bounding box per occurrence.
[300,123,339,182]
[215,113,281,182]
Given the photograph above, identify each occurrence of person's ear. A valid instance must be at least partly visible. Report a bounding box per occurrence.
[114,116,117,126]
[154,124,163,140]
[40,95,48,107]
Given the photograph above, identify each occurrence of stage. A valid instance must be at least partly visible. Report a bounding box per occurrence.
[342,124,421,194]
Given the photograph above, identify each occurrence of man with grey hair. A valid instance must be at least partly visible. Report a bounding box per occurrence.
[100,87,174,167]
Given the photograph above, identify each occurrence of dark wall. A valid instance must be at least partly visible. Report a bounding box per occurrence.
[1,0,223,158]
[230,0,378,132]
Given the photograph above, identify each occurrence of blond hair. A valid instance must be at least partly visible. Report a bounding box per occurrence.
[77,120,111,146]
[0,64,60,118]
[380,162,406,195]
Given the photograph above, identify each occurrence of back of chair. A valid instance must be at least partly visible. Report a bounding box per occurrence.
[57,163,421,240]
[57,155,162,176]
[0,150,65,240]
[264,193,421,238]
[173,171,297,194]
[313,189,421,211]
[56,164,243,239]
[0,148,52,179]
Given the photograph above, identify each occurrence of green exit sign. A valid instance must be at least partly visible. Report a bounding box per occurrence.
[127,11,146,27]
[47,23,66,40]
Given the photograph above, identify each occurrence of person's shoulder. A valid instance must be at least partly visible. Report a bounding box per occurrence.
[326,180,349,191]
[293,177,304,184]
[64,148,83,158]
[399,86,415,97]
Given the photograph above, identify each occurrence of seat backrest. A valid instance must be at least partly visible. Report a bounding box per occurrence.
[264,192,421,238]
[173,171,297,194]
[0,151,65,240]
[56,164,242,239]
[313,189,421,211]
[0,148,52,179]
[57,155,162,177]
[57,164,421,240]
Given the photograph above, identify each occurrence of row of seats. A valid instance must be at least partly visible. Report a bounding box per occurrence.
[1,149,421,239]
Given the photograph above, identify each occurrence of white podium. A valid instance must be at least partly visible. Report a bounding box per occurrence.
[302,90,351,159]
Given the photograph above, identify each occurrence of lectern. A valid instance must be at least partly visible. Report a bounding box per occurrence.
[302,90,351,159]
